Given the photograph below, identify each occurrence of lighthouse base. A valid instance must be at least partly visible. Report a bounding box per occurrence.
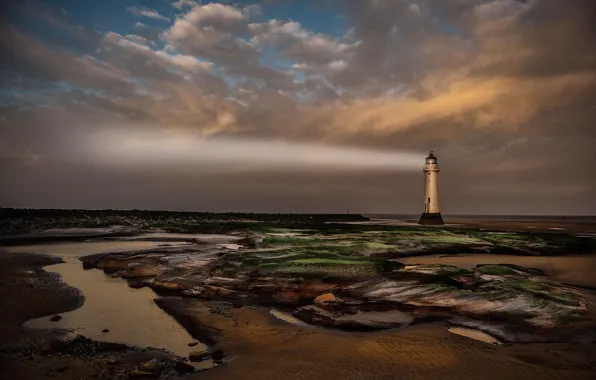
[418,213,444,225]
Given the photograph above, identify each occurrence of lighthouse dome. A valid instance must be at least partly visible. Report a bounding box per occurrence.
[425,151,438,164]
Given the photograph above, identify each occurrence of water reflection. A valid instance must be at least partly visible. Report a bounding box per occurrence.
[24,259,206,358]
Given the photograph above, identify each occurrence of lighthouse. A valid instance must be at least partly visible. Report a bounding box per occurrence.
[418,151,444,225]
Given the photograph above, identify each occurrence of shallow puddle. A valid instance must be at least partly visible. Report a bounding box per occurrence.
[24,259,208,359]
[448,326,502,345]
[2,240,175,258]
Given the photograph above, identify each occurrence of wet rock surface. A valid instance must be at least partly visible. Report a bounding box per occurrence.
[79,230,596,344]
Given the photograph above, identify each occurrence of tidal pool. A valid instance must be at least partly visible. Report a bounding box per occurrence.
[24,258,207,358]
[4,234,247,363]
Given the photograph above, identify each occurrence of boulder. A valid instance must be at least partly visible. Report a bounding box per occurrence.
[49,315,62,322]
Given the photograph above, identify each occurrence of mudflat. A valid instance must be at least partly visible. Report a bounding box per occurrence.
[161,298,596,380]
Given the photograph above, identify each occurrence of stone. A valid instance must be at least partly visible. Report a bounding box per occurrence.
[49,315,62,322]
[239,235,264,249]
[188,342,198,347]
[121,263,160,278]
[142,358,164,373]
[189,350,210,362]
[102,329,109,333]
[314,293,337,304]
[39,339,64,354]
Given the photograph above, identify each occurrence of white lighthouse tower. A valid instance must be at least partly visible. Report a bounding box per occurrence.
[418,151,444,225]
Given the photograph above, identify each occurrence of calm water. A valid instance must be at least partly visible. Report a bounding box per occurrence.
[24,259,206,358]
[3,234,242,361]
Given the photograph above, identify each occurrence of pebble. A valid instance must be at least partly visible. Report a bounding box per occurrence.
[142,358,164,373]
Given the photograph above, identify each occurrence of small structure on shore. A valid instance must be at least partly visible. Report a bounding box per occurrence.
[418,151,444,225]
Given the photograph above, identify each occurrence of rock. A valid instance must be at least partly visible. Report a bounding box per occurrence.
[129,369,157,378]
[39,339,64,354]
[174,361,195,375]
[142,358,164,373]
[127,278,154,289]
[121,263,160,278]
[239,235,264,249]
[188,342,198,347]
[73,334,88,341]
[151,275,205,291]
[204,277,246,286]
[49,315,62,322]
[314,293,337,304]
[189,350,210,362]
[102,329,109,333]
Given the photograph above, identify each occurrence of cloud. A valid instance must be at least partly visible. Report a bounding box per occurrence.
[249,19,357,68]
[102,32,213,75]
[171,0,200,10]
[126,6,170,22]
[133,21,148,29]
[161,3,256,63]
[1,0,595,213]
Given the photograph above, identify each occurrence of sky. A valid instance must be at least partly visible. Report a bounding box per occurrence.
[0,0,595,215]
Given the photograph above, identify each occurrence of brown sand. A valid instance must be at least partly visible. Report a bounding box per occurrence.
[153,299,596,380]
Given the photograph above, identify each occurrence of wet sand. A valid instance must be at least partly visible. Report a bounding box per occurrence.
[154,298,596,380]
